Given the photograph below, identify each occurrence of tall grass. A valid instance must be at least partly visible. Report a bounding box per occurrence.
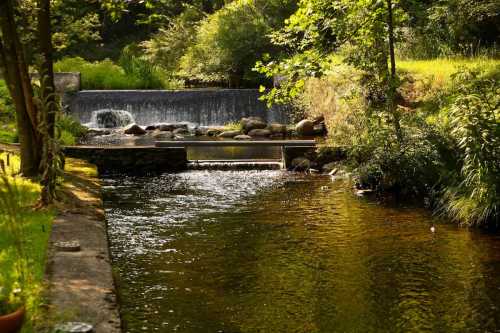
[54,56,174,90]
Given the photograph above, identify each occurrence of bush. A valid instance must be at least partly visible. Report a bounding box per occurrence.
[57,114,88,146]
[179,0,296,87]
[54,56,171,90]
[437,67,500,225]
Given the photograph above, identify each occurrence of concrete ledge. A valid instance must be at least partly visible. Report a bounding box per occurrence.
[155,140,316,148]
[64,146,188,175]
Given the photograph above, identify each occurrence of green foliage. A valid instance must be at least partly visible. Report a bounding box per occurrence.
[119,46,165,89]
[142,6,203,72]
[437,67,500,225]
[179,0,296,86]
[54,56,171,90]
[0,153,53,328]
[57,115,88,146]
[0,80,14,120]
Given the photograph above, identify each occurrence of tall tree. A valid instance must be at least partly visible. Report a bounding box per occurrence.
[0,0,42,177]
[38,0,58,204]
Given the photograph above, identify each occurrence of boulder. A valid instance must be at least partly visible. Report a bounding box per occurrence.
[248,129,271,137]
[158,124,175,132]
[145,125,157,131]
[124,124,146,136]
[173,127,190,135]
[218,130,241,138]
[234,134,252,140]
[295,119,315,136]
[207,128,222,137]
[313,123,327,136]
[241,117,267,133]
[153,131,173,140]
[322,162,337,173]
[268,123,287,135]
[312,115,325,125]
[290,157,311,171]
[269,133,284,139]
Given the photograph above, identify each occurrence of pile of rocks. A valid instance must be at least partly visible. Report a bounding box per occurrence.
[84,114,328,141]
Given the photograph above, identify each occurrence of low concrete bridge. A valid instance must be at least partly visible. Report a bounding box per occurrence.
[64,140,317,175]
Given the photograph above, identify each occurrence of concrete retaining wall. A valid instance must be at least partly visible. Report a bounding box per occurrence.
[66,89,290,126]
[64,146,188,175]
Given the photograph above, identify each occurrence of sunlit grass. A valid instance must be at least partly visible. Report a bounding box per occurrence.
[0,152,54,332]
[398,57,500,82]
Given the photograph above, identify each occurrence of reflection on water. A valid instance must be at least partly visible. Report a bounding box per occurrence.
[103,171,500,333]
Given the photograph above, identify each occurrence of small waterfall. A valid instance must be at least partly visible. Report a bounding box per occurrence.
[188,161,283,170]
[69,90,290,126]
[86,109,135,128]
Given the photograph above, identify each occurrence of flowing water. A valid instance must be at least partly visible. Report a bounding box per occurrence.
[103,171,500,333]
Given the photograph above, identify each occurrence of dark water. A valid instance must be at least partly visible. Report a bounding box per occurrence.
[103,171,500,333]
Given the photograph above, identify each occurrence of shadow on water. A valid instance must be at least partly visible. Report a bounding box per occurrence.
[102,171,500,333]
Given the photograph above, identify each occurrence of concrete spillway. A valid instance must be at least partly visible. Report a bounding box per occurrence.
[67,89,290,126]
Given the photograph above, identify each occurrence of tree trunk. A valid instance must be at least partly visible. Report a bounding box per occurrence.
[0,0,42,176]
[386,0,403,143]
[38,0,58,205]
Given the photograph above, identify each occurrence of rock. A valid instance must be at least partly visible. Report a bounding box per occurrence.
[234,134,252,140]
[218,130,241,138]
[295,119,315,136]
[145,125,157,131]
[269,133,284,139]
[153,131,173,140]
[54,322,94,333]
[194,127,206,136]
[173,127,190,135]
[86,129,111,137]
[241,117,267,133]
[207,128,222,137]
[312,114,325,125]
[248,129,271,137]
[54,241,81,252]
[268,123,287,135]
[322,162,337,173]
[313,123,327,136]
[124,124,146,136]
[158,124,175,132]
[290,157,311,171]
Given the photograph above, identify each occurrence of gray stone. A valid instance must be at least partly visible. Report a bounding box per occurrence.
[54,322,94,333]
[248,129,271,137]
[291,157,311,171]
[295,119,315,136]
[152,131,173,140]
[218,130,241,138]
[158,124,175,132]
[234,134,252,140]
[173,127,190,135]
[54,241,81,252]
[124,124,146,136]
[145,125,157,131]
[322,162,338,173]
[207,128,222,137]
[241,117,267,133]
[268,123,287,134]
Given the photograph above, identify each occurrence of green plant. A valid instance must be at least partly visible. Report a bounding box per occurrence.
[437,68,499,225]
[0,165,30,315]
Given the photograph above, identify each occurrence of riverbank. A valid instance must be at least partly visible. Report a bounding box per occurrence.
[0,143,121,332]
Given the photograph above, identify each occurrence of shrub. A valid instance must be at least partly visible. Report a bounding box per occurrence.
[437,67,500,225]
[54,56,170,90]
[179,0,296,87]
[56,114,88,146]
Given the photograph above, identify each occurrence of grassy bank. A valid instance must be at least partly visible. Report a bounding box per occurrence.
[300,57,499,226]
[0,152,54,332]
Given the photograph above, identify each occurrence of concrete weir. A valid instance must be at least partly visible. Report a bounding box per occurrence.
[63,141,317,174]
[67,89,290,126]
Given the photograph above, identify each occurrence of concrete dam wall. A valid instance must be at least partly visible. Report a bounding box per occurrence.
[67,89,290,126]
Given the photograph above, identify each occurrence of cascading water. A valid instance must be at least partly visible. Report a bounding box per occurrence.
[85,109,135,128]
[68,90,290,126]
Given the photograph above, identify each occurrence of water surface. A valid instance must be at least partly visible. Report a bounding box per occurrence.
[103,171,500,332]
